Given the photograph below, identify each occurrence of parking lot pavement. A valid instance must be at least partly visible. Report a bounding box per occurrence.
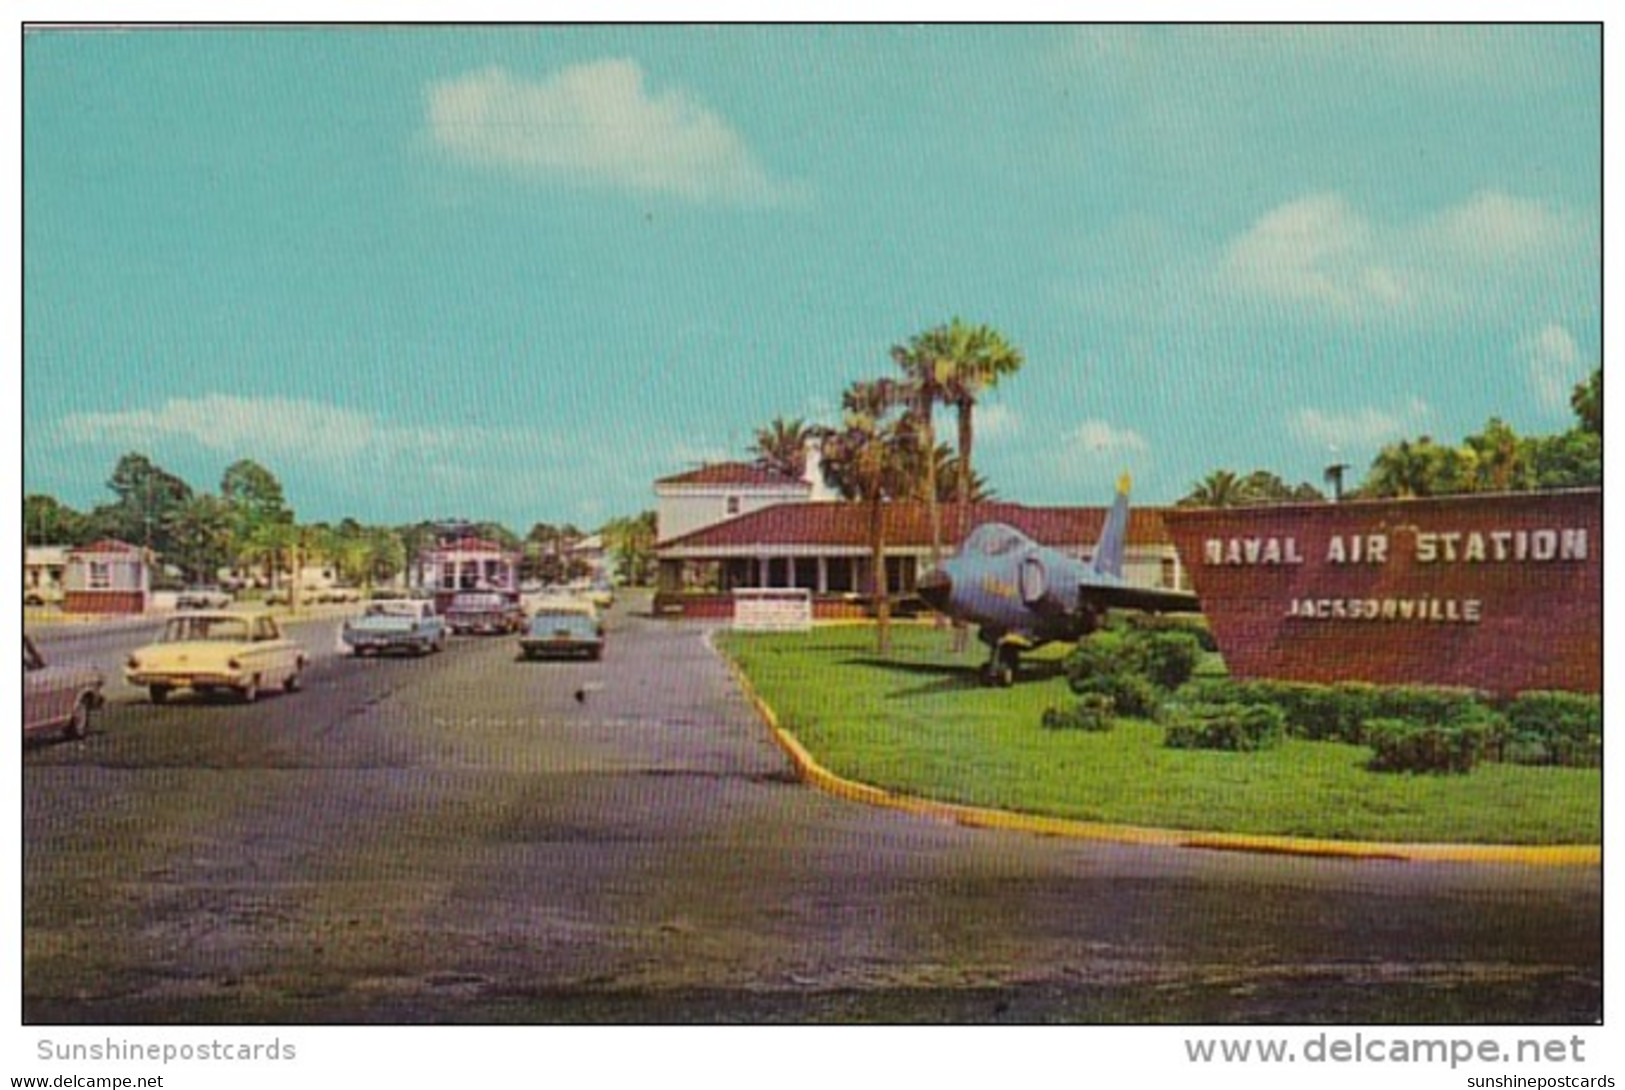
[21,603,1604,1024]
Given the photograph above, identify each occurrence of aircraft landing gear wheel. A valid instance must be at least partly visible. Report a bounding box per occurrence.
[994,646,1019,688]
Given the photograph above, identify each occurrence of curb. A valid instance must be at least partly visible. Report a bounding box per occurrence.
[711,634,1600,868]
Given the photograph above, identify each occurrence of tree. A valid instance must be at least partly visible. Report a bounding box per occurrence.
[1571,368,1601,436]
[24,494,91,546]
[893,318,1025,570]
[930,443,994,504]
[220,459,293,571]
[101,452,194,553]
[239,520,299,594]
[938,319,1023,537]
[891,330,951,579]
[163,495,235,583]
[600,512,657,586]
[1462,417,1532,493]
[750,417,815,478]
[1239,470,1323,504]
[1526,429,1602,490]
[821,379,917,656]
[1178,470,1251,508]
[1362,437,1475,498]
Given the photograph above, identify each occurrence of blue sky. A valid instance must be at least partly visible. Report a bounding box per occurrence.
[20,25,1601,531]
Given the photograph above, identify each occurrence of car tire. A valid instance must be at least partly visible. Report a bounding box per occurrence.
[241,677,259,703]
[284,667,302,693]
[149,685,171,705]
[66,695,93,739]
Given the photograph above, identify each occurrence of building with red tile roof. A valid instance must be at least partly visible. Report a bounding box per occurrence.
[653,485,1186,617]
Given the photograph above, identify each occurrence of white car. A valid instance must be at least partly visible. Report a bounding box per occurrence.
[342,599,448,656]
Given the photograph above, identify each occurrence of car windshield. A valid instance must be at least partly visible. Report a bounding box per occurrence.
[161,616,251,642]
[366,602,418,618]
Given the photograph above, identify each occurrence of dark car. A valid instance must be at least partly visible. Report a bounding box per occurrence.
[518,605,605,660]
[24,634,105,740]
[446,591,525,635]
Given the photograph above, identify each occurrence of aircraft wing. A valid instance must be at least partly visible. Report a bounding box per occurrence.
[1077,583,1201,615]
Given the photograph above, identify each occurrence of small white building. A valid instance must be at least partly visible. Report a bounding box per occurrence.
[24,546,69,605]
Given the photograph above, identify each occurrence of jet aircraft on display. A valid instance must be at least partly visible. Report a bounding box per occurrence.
[915,475,1201,685]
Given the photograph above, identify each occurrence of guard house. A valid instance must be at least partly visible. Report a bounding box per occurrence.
[411,536,520,614]
[24,546,69,605]
[62,539,151,615]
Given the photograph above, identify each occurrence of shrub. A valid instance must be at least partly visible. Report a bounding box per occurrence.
[1163,702,1285,752]
[1042,694,1117,732]
[1374,685,1489,726]
[1500,691,1601,768]
[1364,716,1489,774]
[1121,613,1220,652]
[1069,671,1162,720]
[1175,679,1489,746]
[1136,630,1203,690]
[1064,630,1140,690]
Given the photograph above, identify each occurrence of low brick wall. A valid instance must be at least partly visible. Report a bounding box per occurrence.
[62,590,147,615]
[653,594,879,621]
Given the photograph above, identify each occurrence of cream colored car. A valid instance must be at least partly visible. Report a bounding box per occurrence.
[126,611,306,704]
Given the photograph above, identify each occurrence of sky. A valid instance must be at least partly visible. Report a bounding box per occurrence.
[18,24,1602,532]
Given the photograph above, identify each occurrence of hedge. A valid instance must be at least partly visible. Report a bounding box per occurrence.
[1163,702,1286,752]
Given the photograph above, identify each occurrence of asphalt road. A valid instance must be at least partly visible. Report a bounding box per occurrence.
[22,603,1602,1024]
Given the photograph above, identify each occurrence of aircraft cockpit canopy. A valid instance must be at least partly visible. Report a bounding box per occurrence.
[961,523,1032,558]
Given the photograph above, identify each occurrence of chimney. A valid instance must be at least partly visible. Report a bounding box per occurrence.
[802,437,835,502]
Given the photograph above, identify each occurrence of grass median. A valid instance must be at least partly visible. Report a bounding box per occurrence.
[716,625,1600,846]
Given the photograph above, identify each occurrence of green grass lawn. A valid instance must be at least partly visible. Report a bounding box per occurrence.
[717,625,1600,845]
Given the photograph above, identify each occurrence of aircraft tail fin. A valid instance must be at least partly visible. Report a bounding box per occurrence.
[1091,473,1132,579]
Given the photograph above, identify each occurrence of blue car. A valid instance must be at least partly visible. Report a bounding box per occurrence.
[518,606,605,661]
[342,599,448,657]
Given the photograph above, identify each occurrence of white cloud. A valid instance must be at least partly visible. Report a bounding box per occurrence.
[57,394,544,467]
[426,61,806,206]
[1288,398,1431,451]
[1061,419,1149,458]
[1521,324,1587,413]
[1218,190,1580,322]
[971,402,1019,442]
[1038,419,1151,491]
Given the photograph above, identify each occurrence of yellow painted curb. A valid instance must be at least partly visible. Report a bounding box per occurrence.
[711,634,1599,868]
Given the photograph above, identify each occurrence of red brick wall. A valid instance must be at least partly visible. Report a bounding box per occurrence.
[63,590,147,615]
[1163,490,1600,696]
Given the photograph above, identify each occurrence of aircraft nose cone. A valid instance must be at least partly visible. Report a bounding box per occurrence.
[917,567,953,611]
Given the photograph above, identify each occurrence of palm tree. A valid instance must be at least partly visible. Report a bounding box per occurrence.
[240,520,298,596]
[890,337,946,581]
[929,442,994,504]
[751,416,815,478]
[822,379,915,656]
[940,320,1023,537]
[1178,469,1252,508]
